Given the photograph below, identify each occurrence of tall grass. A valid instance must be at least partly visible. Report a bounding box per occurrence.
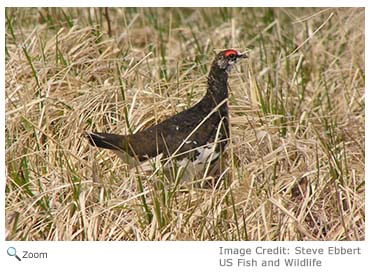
[5,7,364,240]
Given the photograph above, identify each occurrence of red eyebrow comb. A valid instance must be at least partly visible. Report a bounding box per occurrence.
[224,49,238,57]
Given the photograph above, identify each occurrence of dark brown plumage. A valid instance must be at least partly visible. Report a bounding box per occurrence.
[86,49,246,168]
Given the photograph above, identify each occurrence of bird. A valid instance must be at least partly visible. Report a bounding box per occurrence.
[86,49,246,180]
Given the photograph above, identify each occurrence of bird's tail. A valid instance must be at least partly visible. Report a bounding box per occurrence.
[85,132,125,151]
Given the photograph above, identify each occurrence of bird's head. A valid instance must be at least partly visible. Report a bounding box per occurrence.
[214,49,247,73]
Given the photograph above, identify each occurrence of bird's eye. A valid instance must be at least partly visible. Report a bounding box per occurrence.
[228,54,236,58]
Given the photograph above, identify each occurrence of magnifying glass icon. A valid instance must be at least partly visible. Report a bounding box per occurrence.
[7,247,21,261]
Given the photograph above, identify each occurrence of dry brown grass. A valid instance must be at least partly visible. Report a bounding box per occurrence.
[5,7,364,240]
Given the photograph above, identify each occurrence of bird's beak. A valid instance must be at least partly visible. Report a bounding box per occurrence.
[237,52,248,59]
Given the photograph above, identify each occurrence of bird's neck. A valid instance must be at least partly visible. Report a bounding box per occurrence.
[205,65,229,106]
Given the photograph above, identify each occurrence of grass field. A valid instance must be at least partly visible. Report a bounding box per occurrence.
[5,7,364,240]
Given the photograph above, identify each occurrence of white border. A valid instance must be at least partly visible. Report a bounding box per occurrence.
[1,2,369,274]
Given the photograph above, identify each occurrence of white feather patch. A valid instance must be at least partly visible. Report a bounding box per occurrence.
[193,143,219,165]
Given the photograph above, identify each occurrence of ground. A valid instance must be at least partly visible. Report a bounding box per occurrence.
[5,7,364,240]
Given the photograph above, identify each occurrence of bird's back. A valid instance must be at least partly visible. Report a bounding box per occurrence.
[96,96,229,162]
